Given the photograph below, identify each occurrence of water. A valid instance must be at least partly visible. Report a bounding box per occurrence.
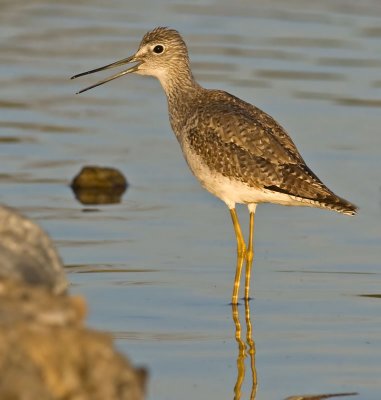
[1,0,381,399]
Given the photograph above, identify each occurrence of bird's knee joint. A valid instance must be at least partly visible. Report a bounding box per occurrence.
[237,245,247,258]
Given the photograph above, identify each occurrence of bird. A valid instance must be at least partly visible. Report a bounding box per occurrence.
[71,27,357,304]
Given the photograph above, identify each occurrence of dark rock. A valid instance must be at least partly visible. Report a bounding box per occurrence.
[71,166,128,205]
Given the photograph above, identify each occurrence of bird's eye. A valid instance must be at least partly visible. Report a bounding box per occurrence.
[153,45,164,54]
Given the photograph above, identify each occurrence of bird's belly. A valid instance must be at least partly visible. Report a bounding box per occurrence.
[181,141,288,208]
[196,168,268,208]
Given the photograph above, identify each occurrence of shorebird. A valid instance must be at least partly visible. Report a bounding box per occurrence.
[71,27,357,304]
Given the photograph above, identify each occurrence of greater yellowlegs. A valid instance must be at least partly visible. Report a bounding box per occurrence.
[71,27,357,304]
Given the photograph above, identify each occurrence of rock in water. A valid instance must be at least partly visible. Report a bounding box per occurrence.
[71,166,128,205]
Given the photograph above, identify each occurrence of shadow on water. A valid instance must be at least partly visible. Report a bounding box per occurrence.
[285,393,358,400]
[71,187,126,205]
[358,294,381,299]
[65,264,158,274]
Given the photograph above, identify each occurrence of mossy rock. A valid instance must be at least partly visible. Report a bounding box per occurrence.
[71,166,128,205]
[71,166,128,190]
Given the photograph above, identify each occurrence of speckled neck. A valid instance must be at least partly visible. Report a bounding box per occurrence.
[157,61,204,140]
[158,63,201,104]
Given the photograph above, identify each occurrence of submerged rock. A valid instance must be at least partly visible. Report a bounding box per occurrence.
[71,166,128,205]
[0,205,68,294]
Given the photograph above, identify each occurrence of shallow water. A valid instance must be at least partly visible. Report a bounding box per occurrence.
[1,0,381,399]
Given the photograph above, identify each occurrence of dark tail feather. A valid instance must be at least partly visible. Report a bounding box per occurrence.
[322,195,358,216]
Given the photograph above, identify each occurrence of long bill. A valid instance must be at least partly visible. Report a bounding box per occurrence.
[71,54,141,94]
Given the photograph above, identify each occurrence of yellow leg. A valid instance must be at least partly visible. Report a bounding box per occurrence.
[230,208,246,304]
[230,208,246,257]
[244,211,255,300]
[232,254,245,305]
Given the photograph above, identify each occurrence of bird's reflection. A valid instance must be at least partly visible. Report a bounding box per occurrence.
[231,300,258,400]
[231,300,358,400]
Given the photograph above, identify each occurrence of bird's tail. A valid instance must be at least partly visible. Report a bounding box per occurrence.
[320,194,358,216]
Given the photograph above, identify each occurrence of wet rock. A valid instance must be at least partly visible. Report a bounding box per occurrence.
[71,166,128,189]
[0,279,146,400]
[0,205,147,399]
[0,205,68,294]
[71,166,127,205]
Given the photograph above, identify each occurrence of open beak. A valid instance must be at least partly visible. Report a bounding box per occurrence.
[71,54,142,94]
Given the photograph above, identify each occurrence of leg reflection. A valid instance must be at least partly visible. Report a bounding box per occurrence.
[232,303,246,400]
[231,301,258,400]
[245,300,257,400]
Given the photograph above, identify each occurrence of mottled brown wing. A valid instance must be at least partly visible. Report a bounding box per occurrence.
[214,90,307,164]
[191,91,334,202]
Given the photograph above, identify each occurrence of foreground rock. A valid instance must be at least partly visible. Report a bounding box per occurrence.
[0,205,146,400]
[0,280,146,400]
[71,166,128,205]
[0,205,67,294]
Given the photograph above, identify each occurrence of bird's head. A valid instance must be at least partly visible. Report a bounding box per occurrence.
[71,27,190,94]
